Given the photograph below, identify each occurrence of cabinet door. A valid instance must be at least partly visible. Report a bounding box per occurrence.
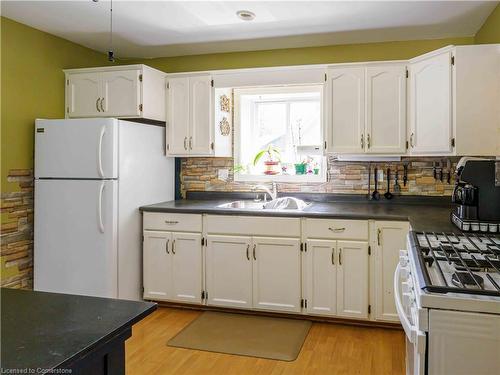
[252,237,301,313]
[328,67,365,153]
[166,77,190,155]
[410,51,453,154]
[170,232,202,304]
[366,65,407,154]
[143,231,171,300]
[337,240,369,319]
[66,73,102,118]
[305,239,337,316]
[101,70,141,117]
[373,221,409,322]
[189,75,213,155]
[205,235,253,308]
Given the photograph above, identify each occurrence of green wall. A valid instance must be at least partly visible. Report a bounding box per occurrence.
[136,37,474,73]
[1,17,109,193]
[475,3,500,44]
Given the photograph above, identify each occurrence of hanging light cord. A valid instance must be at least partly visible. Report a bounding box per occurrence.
[108,0,114,61]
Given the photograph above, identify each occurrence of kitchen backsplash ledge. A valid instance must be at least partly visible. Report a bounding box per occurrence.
[180,155,469,198]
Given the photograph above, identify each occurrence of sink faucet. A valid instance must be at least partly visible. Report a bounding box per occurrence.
[253,182,278,201]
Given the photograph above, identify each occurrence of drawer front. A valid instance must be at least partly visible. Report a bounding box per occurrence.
[304,219,368,240]
[143,212,202,232]
[205,215,300,237]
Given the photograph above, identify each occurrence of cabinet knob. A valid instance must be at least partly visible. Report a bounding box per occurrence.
[328,227,345,232]
[360,134,365,149]
[338,248,342,265]
[96,98,100,112]
[410,133,415,148]
[165,239,170,254]
[184,137,188,150]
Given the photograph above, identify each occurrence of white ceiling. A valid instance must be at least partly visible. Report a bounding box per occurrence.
[2,1,498,59]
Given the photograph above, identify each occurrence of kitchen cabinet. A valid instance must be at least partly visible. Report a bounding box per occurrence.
[327,63,407,155]
[372,221,409,322]
[65,65,165,122]
[303,219,370,319]
[143,230,170,300]
[409,45,499,156]
[166,74,231,157]
[327,67,365,154]
[305,239,337,316]
[336,240,370,319]
[205,235,253,309]
[365,65,407,154]
[143,230,202,304]
[252,237,301,313]
[142,213,203,304]
[204,215,301,313]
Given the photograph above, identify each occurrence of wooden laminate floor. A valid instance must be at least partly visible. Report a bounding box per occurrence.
[125,307,405,375]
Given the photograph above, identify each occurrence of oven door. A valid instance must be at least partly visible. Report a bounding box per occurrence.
[395,263,427,375]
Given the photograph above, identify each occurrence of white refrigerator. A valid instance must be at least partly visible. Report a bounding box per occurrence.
[34,118,174,300]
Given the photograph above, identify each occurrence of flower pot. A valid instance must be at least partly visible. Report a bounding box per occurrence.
[294,163,306,175]
[264,160,280,175]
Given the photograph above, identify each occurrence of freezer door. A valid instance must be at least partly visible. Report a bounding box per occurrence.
[35,118,118,179]
[34,179,118,298]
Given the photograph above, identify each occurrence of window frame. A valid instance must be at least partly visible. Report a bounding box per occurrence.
[233,85,326,183]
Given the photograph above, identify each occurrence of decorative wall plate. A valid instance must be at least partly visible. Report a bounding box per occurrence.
[219,117,231,136]
[220,94,231,113]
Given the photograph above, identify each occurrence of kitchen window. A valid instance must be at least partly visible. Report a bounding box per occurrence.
[233,85,325,182]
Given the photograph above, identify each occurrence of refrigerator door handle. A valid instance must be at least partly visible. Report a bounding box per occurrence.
[98,182,105,233]
[97,126,106,177]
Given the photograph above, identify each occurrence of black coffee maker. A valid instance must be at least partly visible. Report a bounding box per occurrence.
[451,158,500,232]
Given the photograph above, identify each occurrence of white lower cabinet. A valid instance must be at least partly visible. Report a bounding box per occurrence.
[205,235,253,308]
[372,221,410,322]
[143,230,202,304]
[336,240,370,319]
[305,239,337,316]
[252,237,301,313]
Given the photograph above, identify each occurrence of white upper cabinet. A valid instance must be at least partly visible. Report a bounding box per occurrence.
[409,44,499,156]
[328,67,365,154]
[409,51,452,154]
[327,63,407,155]
[366,65,407,154]
[166,74,231,157]
[189,75,213,155]
[66,73,101,118]
[101,70,141,118]
[166,77,190,155]
[65,65,165,122]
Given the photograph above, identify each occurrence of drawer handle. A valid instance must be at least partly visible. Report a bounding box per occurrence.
[172,240,176,255]
[246,244,250,261]
[253,244,256,260]
[339,248,342,265]
[165,220,179,225]
[165,239,170,254]
[328,227,346,232]
[331,248,335,265]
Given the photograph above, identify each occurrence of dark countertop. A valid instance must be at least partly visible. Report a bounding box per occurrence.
[140,193,458,233]
[1,288,156,371]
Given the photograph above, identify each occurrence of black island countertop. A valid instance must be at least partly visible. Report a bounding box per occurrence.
[140,192,459,233]
[1,288,156,374]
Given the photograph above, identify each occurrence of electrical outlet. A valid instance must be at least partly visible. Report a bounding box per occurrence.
[378,169,384,182]
[218,168,229,181]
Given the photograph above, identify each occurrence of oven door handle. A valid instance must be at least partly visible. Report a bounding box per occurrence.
[394,263,418,344]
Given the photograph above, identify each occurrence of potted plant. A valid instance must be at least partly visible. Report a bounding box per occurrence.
[253,145,281,175]
[294,159,307,175]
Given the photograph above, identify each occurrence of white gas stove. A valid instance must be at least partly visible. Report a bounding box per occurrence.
[396,231,500,375]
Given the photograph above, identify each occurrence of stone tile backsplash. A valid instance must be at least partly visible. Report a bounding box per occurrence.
[180,155,463,198]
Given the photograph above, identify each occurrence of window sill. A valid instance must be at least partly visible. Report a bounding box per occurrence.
[234,173,326,183]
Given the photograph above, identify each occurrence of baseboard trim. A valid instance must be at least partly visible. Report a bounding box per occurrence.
[150,300,403,330]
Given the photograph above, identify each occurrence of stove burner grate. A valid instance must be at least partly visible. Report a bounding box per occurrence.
[451,272,484,289]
